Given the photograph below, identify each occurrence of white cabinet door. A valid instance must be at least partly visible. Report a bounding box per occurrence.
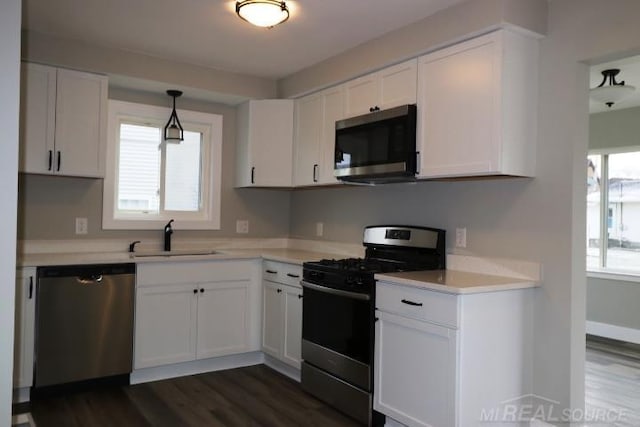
[262,281,283,358]
[319,86,344,185]
[13,268,36,389]
[281,284,303,368]
[417,30,537,178]
[19,63,107,177]
[379,59,417,110]
[134,284,197,369]
[236,100,294,187]
[294,86,345,187]
[417,35,497,178]
[196,280,250,359]
[344,59,417,119]
[19,63,56,174]
[293,93,323,186]
[374,311,456,427]
[344,73,379,118]
[54,68,107,177]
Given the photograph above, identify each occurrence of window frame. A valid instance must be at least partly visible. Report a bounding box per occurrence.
[587,147,640,276]
[103,100,222,230]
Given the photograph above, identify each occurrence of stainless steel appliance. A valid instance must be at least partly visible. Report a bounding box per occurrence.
[34,263,135,388]
[334,104,417,184]
[301,225,446,426]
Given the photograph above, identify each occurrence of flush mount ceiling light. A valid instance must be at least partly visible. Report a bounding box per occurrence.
[590,68,636,108]
[164,90,184,142]
[236,0,289,28]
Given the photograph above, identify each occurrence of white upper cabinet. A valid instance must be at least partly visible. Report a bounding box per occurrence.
[19,63,107,177]
[344,59,417,118]
[416,30,538,179]
[293,93,323,186]
[293,85,344,186]
[236,99,294,187]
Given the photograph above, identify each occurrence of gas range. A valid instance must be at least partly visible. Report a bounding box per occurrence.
[302,258,405,294]
[300,225,446,426]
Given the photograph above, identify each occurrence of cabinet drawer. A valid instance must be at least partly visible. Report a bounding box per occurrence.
[376,281,458,328]
[263,260,302,288]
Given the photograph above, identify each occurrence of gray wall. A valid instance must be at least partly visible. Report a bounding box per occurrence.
[284,0,640,414]
[587,277,640,330]
[278,0,547,97]
[17,88,292,240]
[0,0,20,423]
[587,105,640,331]
[590,106,640,151]
[22,30,276,102]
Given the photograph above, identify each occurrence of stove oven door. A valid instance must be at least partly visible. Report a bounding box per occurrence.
[301,280,372,391]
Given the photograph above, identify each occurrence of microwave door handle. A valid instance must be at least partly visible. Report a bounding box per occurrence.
[301,280,370,301]
[416,151,420,175]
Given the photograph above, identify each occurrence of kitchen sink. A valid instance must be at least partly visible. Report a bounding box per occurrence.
[131,249,220,258]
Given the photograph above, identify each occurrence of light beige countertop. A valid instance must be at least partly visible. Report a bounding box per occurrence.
[17,248,342,267]
[375,269,538,295]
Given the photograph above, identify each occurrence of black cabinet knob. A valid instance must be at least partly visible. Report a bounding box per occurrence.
[193,289,198,294]
[277,289,282,293]
[200,288,204,293]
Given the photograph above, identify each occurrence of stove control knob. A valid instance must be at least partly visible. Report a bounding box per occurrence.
[346,276,354,286]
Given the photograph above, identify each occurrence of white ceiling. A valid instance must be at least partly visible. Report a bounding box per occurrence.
[590,55,640,113]
[22,0,465,80]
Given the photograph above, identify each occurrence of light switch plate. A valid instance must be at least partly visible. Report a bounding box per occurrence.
[455,227,467,248]
[75,217,88,235]
[316,222,324,237]
[236,220,249,234]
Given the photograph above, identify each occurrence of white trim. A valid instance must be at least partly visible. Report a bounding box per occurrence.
[263,354,300,382]
[130,351,263,384]
[11,387,29,404]
[587,270,640,283]
[586,320,640,344]
[103,100,222,230]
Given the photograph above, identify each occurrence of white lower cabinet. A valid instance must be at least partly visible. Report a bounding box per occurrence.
[135,260,259,370]
[14,267,36,390]
[261,261,303,369]
[374,280,533,427]
[375,312,456,427]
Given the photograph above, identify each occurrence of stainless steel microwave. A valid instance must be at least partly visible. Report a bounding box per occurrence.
[334,104,417,184]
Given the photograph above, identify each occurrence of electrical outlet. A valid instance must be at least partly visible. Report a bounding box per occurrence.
[455,227,467,248]
[236,220,249,234]
[316,222,324,237]
[75,217,88,235]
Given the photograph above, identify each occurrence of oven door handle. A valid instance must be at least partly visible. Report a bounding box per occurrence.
[301,280,370,301]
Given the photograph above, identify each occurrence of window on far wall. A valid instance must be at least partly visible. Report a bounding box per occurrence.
[103,100,222,230]
[587,150,640,273]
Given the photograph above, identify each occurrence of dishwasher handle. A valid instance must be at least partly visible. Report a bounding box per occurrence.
[76,275,103,285]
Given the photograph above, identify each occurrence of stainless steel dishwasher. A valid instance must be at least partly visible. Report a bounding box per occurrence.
[34,263,135,388]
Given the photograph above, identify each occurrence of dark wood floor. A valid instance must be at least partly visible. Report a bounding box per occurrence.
[20,365,362,427]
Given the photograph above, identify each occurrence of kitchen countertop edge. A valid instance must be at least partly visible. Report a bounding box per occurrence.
[17,248,345,268]
[375,270,539,295]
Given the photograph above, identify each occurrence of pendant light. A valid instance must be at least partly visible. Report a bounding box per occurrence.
[164,90,184,142]
[236,0,289,28]
[590,69,636,108]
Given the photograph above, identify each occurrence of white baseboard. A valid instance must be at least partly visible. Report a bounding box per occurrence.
[130,351,264,384]
[586,320,640,344]
[530,419,556,427]
[12,387,30,403]
[263,354,300,382]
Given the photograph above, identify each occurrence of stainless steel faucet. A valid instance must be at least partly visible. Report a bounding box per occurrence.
[164,219,174,251]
